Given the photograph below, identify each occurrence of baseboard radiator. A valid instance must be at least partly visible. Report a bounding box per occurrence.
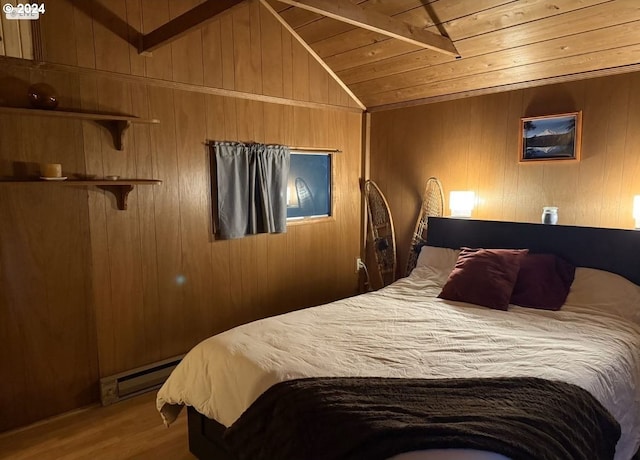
[100,354,184,406]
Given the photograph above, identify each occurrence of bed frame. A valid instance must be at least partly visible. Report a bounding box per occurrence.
[186,217,640,459]
[426,217,640,285]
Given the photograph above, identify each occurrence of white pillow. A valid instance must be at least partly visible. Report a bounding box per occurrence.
[401,246,460,290]
[415,246,460,272]
[565,267,640,323]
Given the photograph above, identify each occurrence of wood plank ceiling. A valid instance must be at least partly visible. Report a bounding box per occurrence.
[266,0,640,110]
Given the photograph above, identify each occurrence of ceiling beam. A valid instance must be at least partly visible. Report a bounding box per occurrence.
[260,0,366,110]
[139,0,247,54]
[275,0,460,58]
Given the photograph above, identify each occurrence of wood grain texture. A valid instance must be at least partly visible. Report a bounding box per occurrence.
[18,21,33,59]
[141,0,173,81]
[276,0,458,56]
[370,72,640,276]
[260,3,284,97]
[205,94,234,332]
[141,0,239,54]
[92,0,131,74]
[201,20,223,88]
[0,69,98,433]
[324,0,606,68]
[175,90,216,345]
[351,21,640,96]
[20,0,640,111]
[0,6,32,58]
[339,0,640,86]
[0,0,363,430]
[272,0,638,108]
[260,0,365,108]
[99,77,147,375]
[169,0,206,86]
[308,0,444,58]
[41,0,78,65]
[129,81,164,364]
[0,392,193,460]
[30,0,354,108]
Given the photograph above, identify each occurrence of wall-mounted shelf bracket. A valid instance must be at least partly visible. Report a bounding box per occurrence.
[98,120,132,151]
[97,184,135,210]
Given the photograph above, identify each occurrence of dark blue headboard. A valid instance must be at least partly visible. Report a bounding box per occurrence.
[426,217,640,286]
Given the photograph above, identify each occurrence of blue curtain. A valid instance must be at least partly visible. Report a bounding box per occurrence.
[212,142,290,239]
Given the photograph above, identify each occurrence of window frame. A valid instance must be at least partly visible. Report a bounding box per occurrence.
[286,150,335,225]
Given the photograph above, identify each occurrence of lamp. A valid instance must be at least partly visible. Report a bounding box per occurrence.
[450,191,475,218]
[633,195,640,229]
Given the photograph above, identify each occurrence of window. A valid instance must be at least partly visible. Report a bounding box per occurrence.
[286,152,332,221]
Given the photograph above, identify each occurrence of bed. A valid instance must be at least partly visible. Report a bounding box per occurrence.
[157,217,640,460]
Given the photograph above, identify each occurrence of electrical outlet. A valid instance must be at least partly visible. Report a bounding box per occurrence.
[355,257,365,273]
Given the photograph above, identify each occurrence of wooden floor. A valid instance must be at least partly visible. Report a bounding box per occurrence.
[0,392,194,459]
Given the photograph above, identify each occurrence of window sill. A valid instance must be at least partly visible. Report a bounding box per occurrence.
[286,216,335,226]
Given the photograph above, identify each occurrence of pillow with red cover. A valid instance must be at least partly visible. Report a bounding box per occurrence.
[510,254,575,310]
[438,248,528,310]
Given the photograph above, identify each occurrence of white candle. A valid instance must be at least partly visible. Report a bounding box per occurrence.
[40,163,62,178]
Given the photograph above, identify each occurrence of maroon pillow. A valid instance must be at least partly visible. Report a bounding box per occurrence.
[438,248,528,310]
[510,254,575,310]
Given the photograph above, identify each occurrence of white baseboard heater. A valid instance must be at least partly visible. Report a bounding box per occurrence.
[100,354,184,406]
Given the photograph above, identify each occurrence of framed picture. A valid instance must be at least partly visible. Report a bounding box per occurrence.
[519,111,582,162]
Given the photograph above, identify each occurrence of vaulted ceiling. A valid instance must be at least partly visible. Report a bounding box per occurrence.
[266,0,640,110]
[143,0,640,111]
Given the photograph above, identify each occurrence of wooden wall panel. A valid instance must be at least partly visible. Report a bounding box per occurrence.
[281,29,294,99]
[370,72,640,276]
[292,41,310,101]
[140,0,173,81]
[39,0,77,66]
[0,68,98,432]
[174,91,214,345]
[0,68,361,432]
[260,5,284,97]
[129,82,162,364]
[220,14,236,91]
[147,86,186,360]
[202,20,224,89]
[73,1,96,69]
[125,0,146,76]
[169,0,205,86]
[0,16,33,59]
[205,94,234,332]
[99,78,147,376]
[32,0,355,108]
[0,0,362,432]
[93,0,131,74]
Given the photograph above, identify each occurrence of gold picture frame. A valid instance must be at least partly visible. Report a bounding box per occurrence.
[519,111,582,163]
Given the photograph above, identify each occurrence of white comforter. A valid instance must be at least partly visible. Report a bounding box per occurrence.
[158,265,640,459]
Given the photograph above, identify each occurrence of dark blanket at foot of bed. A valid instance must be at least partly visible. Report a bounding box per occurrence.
[223,376,620,460]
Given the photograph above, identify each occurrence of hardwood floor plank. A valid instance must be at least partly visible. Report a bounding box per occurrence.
[0,392,192,460]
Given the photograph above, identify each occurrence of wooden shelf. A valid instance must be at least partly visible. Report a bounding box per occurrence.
[0,107,160,151]
[0,179,162,211]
